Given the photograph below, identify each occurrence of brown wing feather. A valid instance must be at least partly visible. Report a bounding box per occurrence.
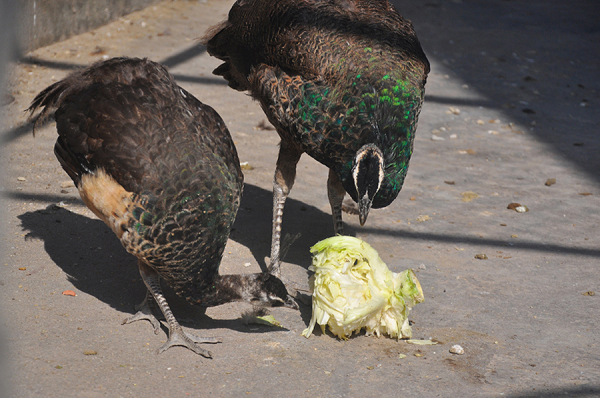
[28,57,244,300]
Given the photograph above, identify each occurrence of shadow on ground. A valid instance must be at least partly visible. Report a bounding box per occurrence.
[393,0,600,183]
[231,183,358,272]
[506,385,600,398]
[16,204,303,334]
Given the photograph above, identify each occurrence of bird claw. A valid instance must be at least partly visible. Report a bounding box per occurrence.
[122,308,162,335]
[158,326,221,358]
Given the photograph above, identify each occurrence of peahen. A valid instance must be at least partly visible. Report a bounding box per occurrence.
[27,57,297,357]
[203,0,430,277]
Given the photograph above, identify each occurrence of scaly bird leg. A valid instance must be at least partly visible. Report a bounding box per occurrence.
[122,288,162,334]
[131,261,221,357]
[269,143,302,278]
[327,169,346,235]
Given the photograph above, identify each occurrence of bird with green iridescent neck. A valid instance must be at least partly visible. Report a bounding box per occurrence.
[203,0,429,277]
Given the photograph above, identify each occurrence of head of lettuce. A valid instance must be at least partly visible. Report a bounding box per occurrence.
[301,236,424,340]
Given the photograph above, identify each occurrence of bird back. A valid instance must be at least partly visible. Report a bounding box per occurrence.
[28,58,243,299]
[205,0,429,206]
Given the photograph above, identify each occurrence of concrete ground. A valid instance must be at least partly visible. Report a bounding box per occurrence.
[1,0,598,396]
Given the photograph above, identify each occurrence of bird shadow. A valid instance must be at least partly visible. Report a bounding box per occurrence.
[230,183,359,273]
[18,205,142,310]
[16,204,298,334]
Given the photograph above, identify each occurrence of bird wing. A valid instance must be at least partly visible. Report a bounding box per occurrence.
[203,0,429,89]
[29,58,243,297]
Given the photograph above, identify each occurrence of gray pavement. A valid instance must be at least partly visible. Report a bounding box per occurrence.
[1,0,599,396]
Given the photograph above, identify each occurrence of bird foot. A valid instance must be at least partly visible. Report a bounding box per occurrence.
[122,308,162,335]
[159,326,222,358]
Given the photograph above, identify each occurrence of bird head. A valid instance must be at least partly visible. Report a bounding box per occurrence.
[250,273,299,310]
[351,144,385,226]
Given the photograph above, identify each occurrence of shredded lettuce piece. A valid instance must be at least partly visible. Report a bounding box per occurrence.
[301,236,424,339]
[406,339,438,345]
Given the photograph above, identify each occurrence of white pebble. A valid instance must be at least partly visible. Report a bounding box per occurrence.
[450,344,464,355]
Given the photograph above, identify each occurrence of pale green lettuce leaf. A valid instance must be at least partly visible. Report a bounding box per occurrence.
[302,236,424,339]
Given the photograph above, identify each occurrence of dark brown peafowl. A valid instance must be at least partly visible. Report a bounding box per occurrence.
[203,0,430,277]
[27,57,297,358]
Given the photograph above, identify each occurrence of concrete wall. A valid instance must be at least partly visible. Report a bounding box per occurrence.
[20,0,163,52]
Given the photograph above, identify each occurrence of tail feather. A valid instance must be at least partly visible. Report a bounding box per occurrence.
[27,64,100,181]
[27,57,150,133]
[27,77,79,134]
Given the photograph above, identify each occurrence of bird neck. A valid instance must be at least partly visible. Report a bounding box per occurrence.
[190,273,260,307]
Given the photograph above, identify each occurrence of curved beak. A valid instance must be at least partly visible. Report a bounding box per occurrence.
[358,193,372,226]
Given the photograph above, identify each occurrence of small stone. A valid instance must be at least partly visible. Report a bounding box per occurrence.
[475,254,488,260]
[449,345,465,355]
[431,135,445,141]
[582,291,595,296]
[17,177,26,181]
[84,350,98,355]
[61,181,75,188]
[545,178,556,186]
[508,203,528,212]
[447,107,461,115]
